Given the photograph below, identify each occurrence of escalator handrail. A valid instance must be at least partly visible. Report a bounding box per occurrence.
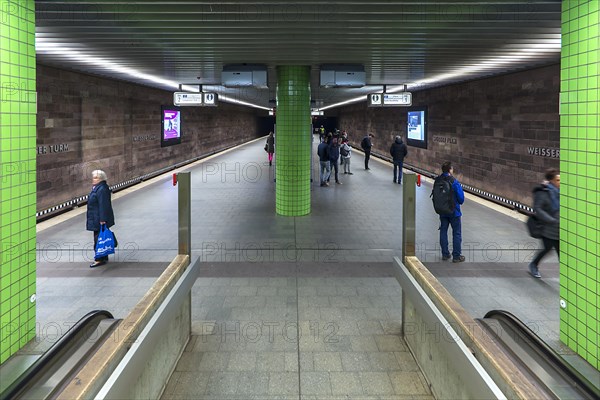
[0,309,114,400]
[483,309,600,400]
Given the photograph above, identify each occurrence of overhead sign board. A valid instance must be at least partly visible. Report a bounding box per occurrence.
[203,92,217,106]
[174,92,202,106]
[368,93,382,106]
[384,93,412,106]
[173,92,218,106]
[368,92,412,107]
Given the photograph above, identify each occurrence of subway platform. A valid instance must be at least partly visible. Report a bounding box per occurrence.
[27,135,595,399]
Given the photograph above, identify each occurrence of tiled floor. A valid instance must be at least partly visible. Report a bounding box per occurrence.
[162,270,433,400]
[30,134,581,399]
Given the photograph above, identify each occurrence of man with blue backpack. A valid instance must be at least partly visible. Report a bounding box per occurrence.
[431,161,465,262]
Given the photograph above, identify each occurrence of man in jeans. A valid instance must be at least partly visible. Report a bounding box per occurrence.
[389,135,408,184]
[328,136,342,184]
[437,161,466,262]
[317,139,331,186]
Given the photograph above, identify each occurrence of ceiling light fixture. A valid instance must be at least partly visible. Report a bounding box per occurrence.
[35,39,270,110]
[320,41,561,111]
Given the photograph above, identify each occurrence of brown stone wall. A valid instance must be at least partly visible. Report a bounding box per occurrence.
[36,64,262,211]
[338,64,560,206]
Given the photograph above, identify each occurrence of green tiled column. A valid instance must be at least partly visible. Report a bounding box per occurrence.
[0,0,37,364]
[275,66,311,216]
[560,0,599,370]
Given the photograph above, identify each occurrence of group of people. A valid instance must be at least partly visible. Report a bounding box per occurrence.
[317,129,352,186]
[86,135,559,277]
[317,130,411,187]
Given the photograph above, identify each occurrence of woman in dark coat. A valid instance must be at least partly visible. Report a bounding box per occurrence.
[266,131,275,166]
[86,170,115,268]
[528,168,560,278]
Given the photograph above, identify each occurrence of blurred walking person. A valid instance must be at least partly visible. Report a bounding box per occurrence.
[528,168,560,278]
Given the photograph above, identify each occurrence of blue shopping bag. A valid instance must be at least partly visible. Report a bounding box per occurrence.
[95,225,116,258]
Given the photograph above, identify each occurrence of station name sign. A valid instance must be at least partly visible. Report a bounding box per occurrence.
[37,143,69,154]
[173,92,218,106]
[527,147,559,158]
[368,92,412,107]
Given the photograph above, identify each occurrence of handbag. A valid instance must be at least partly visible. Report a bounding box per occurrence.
[264,143,268,152]
[526,214,544,238]
[95,225,116,258]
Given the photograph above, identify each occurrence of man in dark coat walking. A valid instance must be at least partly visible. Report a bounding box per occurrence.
[528,168,560,278]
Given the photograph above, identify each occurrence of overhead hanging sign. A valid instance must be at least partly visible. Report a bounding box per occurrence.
[173,92,218,106]
[368,93,382,106]
[368,92,412,107]
[203,92,217,106]
[383,93,412,106]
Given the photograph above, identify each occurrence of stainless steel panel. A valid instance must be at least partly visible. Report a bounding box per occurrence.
[402,172,417,260]
[177,172,191,258]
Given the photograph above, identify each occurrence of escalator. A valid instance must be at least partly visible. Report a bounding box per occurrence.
[0,310,120,400]
[478,310,600,400]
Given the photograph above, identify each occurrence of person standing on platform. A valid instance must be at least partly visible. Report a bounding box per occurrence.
[528,168,560,278]
[328,135,342,184]
[266,131,275,166]
[389,135,408,184]
[317,138,331,187]
[341,138,352,175]
[434,161,465,263]
[86,169,115,268]
[361,133,374,170]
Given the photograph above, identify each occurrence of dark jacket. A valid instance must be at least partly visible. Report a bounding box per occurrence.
[317,142,330,162]
[328,141,340,162]
[389,138,408,162]
[361,135,372,150]
[266,135,275,153]
[86,181,115,231]
[532,183,559,240]
[439,173,465,218]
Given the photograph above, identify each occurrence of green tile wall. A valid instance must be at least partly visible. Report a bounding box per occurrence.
[560,0,599,370]
[0,0,37,364]
[275,66,311,216]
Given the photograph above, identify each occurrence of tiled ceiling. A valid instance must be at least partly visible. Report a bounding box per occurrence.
[34,1,562,110]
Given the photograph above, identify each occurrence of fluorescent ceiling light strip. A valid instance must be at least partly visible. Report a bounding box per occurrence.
[36,39,268,110]
[320,41,561,111]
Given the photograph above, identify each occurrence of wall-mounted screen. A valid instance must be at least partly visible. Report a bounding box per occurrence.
[406,107,427,149]
[161,106,181,147]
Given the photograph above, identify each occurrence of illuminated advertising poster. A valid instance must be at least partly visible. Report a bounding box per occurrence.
[161,106,182,147]
[407,111,424,140]
[406,107,428,149]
